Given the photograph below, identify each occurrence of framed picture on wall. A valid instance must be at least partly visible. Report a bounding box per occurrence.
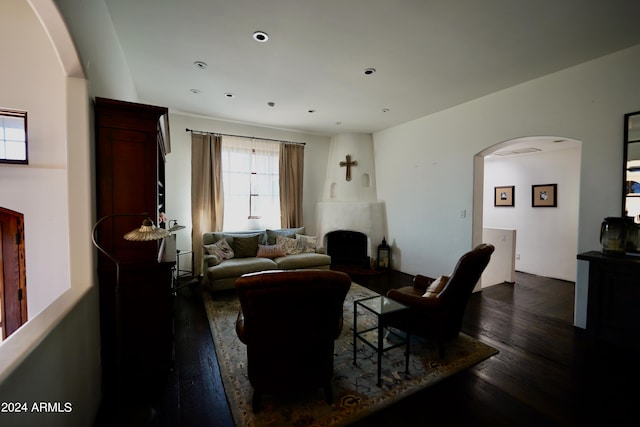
[532,184,557,207]
[494,185,515,207]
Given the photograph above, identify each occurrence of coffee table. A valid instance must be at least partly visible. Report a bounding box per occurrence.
[353,295,410,386]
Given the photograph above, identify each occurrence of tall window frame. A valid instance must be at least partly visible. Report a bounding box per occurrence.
[221,136,280,230]
[0,109,28,165]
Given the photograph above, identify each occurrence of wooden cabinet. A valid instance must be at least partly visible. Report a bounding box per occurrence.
[94,97,175,392]
[577,251,640,351]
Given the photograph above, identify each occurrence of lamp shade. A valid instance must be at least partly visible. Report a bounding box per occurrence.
[168,220,186,233]
[123,217,170,241]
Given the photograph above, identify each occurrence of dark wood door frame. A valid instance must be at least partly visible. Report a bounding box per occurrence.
[0,207,27,340]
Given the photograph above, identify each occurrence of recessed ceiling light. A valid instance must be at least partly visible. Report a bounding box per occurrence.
[194,61,208,69]
[224,92,235,98]
[190,89,201,94]
[253,31,269,42]
[363,67,376,75]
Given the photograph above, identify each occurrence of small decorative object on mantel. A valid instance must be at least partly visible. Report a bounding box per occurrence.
[377,237,390,270]
[339,154,358,181]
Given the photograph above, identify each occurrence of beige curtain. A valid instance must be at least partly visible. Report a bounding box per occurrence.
[191,133,223,276]
[279,143,304,228]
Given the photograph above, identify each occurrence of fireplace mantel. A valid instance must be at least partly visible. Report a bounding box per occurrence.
[316,201,386,260]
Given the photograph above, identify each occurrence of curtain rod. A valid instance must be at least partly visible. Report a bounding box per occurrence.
[185,128,305,146]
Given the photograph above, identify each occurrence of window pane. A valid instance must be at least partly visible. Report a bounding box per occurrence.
[221,137,280,230]
[0,110,27,164]
[5,141,26,160]
[226,172,250,194]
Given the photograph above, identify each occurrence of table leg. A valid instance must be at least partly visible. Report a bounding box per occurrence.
[405,333,410,374]
[353,301,357,366]
[377,324,383,387]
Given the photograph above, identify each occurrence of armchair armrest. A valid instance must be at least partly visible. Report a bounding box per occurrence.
[203,254,221,267]
[333,314,344,340]
[235,307,247,344]
[413,274,436,291]
[387,288,444,309]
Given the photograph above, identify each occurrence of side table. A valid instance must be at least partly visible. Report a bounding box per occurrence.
[353,295,410,386]
[176,249,194,279]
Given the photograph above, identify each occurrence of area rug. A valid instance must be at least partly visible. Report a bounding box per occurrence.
[203,282,498,427]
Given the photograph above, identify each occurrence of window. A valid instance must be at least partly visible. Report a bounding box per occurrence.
[0,110,28,164]
[221,137,280,230]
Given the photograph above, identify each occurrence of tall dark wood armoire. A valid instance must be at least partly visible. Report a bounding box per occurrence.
[94,97,175,398]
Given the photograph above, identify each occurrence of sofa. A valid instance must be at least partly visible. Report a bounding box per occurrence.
[202,227,332,291]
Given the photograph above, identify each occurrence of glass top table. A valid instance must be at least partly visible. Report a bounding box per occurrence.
[353,295,410,386]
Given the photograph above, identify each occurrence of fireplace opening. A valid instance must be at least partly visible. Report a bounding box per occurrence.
[325,230,368,267]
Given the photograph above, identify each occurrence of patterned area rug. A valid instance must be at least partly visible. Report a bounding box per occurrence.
[203,282,498,427]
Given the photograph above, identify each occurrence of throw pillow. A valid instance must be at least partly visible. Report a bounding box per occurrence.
[256,244,287,259]
[276,235,303,255]
[266,227,305,245]
[422,275,449,298]
[232,234,260,258]
[295,234,317,253]
[205,238,234,260]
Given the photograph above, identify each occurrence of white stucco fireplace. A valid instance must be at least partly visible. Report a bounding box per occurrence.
[315,133,387,263]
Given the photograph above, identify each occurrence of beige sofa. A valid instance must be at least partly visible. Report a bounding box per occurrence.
[202,228,331,291]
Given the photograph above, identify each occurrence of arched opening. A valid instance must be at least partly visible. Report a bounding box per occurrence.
[0,2,100,423]
[473,136,582,290]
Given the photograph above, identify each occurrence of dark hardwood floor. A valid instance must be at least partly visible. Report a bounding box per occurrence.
[97,270,639,426]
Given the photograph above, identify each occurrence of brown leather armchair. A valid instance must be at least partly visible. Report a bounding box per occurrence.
[386,243,494,357]
[235,269,351,412]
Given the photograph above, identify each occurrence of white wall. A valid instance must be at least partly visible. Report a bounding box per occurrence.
[54,0,138,102]
[374,44,640,328]
[483,147,581,282]
[0,1,101,426]
[165,113,331,266]
[0,0,70,317]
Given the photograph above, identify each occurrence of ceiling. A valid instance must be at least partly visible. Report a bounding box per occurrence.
[104,0,640,137]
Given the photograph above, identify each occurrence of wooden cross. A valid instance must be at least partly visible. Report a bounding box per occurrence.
[339,154,358,181]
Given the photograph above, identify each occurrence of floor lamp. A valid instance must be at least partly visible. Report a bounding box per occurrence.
[91,213,170,423]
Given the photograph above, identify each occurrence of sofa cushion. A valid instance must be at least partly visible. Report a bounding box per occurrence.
[296,234,317,253]
[232,234,260,258]
[210,231,266,247]
[274,253,331,270]
[204,238,234,261]
[207,257,278,280]
[256,244,287,259]
[276,235,303,255]
[266,227,305,245]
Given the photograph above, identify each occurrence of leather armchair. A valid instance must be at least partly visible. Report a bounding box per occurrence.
[386,243,494,357]
[235,269,351,412]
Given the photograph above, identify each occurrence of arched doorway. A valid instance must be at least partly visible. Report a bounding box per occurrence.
[473,136,581,288]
